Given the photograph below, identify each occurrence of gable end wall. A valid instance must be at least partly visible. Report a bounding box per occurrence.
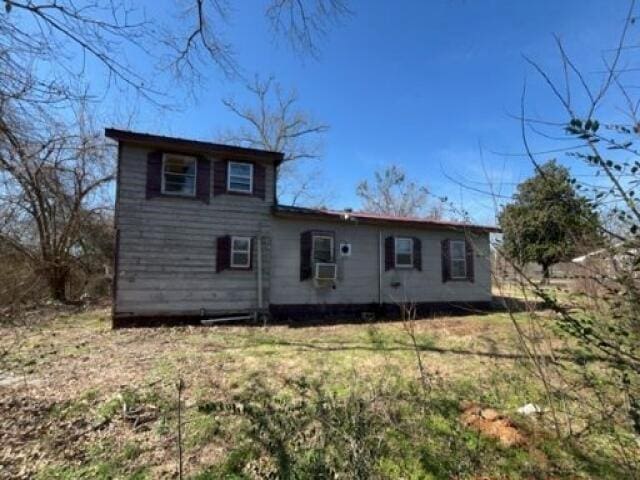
[114,144,274,316]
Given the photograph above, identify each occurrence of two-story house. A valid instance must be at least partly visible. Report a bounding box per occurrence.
[106,129,499,327]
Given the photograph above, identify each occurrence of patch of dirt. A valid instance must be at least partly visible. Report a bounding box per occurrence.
[0,394,90,478]
[414,315,508,336]
[0,389,180,479]
[460,402,525,447]
[0,370,43,388]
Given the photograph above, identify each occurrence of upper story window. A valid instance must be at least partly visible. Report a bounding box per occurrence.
[450,240,467,279]
[231,236,251,268]
[162,154,197,197]
[227,162,253,193]
[312,235,334,263]
[395,237,413,267]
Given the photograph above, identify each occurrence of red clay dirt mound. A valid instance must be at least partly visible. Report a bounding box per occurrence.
[460,402,525,447]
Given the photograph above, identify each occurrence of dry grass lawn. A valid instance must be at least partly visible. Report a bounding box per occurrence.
[0,306,633,479]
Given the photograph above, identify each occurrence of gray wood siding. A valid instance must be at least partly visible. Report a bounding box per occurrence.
[115,142,492,317]
[270,219,492,305]
[115,144,274,315]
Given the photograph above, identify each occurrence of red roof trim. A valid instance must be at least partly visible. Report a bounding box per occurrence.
[273,205,500,233]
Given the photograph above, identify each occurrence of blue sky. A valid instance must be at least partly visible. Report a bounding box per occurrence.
[98,0,629,224]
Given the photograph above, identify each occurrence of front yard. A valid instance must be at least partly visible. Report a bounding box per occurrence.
[0,306,635,479]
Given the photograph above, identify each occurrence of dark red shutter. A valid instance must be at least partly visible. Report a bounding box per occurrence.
[300,231,312,281]
[413,237,422,271]
[384,236,394,271]
[146,151,162,199]
[253,163,266,200]
[216,235,231,272]
[465,238,475,282]
[213,160,227,196]
[441,239,451,282]
[196,156,211,204]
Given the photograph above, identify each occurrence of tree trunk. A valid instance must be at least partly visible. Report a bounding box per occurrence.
[541,264,551,285]
[47,265,69,302]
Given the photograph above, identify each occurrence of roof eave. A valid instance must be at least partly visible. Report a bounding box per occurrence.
[272,205,501,233]
[105,128,285,164]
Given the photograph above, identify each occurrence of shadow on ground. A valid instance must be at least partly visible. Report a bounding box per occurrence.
[283,295,546,328]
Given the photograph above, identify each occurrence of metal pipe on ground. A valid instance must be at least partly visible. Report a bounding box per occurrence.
[200,315,253,325]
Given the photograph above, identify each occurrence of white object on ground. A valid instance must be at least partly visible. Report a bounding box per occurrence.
[517,403,542,415]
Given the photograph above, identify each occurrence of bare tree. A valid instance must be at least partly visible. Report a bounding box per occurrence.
[356,165,444,218]
[220,75,329,205]
[1,0,351,104]
[0,101,114,302]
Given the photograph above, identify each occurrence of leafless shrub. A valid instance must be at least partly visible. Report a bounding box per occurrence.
[490,2,640,474]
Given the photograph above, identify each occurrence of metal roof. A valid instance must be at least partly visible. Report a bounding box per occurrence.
[273,205,500,233]
[105,128,284,163]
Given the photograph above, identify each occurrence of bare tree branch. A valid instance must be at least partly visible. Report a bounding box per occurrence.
[1,0,351,104]
[356,165,445,219]
[219,75,330,205]
[265,0,351,56]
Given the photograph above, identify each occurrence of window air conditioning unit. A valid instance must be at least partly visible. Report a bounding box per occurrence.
[315,262,337,281]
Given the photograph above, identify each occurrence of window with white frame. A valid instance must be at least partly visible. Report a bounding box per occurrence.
[227,162,253,193]
[162,154,197,196]
[450,240,467,279]
[395,237,413,267]
[231,236,251,268]
[312,235,334,263]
